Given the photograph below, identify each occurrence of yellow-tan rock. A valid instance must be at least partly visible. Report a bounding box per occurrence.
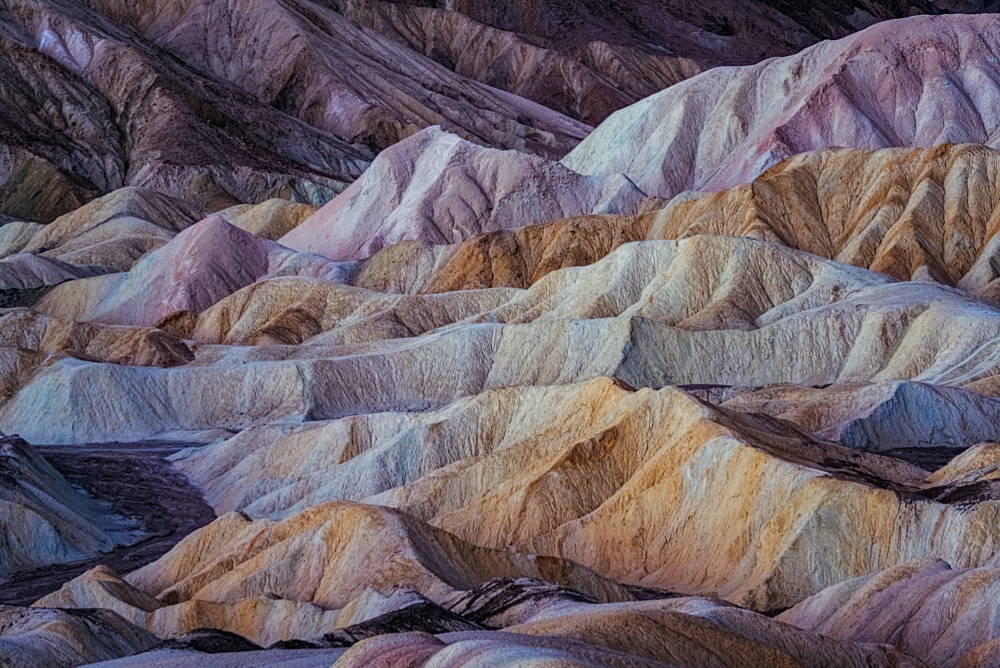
[163,376,1000,612]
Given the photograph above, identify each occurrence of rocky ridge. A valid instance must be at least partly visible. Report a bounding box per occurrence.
[3,9,1000,668]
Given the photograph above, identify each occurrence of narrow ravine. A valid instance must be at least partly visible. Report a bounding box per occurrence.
[0,442,215,606]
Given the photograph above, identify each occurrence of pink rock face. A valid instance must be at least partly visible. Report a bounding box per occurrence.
[121,218,274,326]
[564,14,1000,198]
[36,216,351,327]
[280,127,644,261]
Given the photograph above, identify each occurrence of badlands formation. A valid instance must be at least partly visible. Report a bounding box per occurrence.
[8,3,1000,668]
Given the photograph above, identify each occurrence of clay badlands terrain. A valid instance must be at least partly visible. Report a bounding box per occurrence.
[11,0,1000,666]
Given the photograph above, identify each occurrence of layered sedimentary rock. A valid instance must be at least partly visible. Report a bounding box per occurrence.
[31,502,630,645]
[564,15,1000,198]
[35,216,353,328]
[7,9,1000,667]
[160,375,1000,613]
[215,199,318,242]
[38,565,486,647]
[76,0,590,159]
[350,210,655,293]
[12,188,202,272]
[360,144,1000,295]
[405,0,943,67]
[0,221,46,261]
[0,309,193,369]
[190,277,517,346]
[52,575,929,667]
[324,0,705,127]
[499,596,926,668]
[0,23,124,224]
[0,435,127,575]
[648,144,1000,288]
[8,0,934,230]
[0,604,155,667]
[294,134,1000,280]
[35,565,346,647]
[721,382,1000,454]
[778,558,1000,668]
[123,502,628,608]
[0,0,983,223]
[925,442,1000,488]
[279,127,645,261]
[323,0,963,130]
[0,0,371,219]
[19,235,1000,443]
[0,254,104,291]
[330,627,920,668]
[38,515,925,668]
[0,307,193,432]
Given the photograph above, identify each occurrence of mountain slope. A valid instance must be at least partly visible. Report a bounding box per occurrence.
[77,0,591,158]
[564,14,1000,198]
[279,127,645,261]
[18,236,1000,442]
[401,0,943,66]
[361,144,1000,295]
[5,8,1000,667]
[0,0,371,218]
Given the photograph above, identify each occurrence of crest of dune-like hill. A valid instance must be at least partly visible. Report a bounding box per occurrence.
[18,235,1000,443]
[33,216,355,328]
[563,15,1000,198]
[279,127,646,261]
[359,144,1000,297]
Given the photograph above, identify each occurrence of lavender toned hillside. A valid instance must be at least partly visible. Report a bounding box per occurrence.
[5,2,1000,667]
